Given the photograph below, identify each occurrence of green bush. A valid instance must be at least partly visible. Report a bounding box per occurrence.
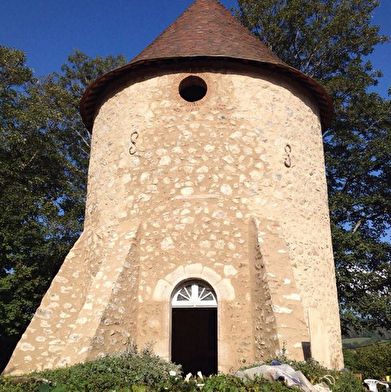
[0,348,181,392]
[239,358,366,392]
[202,374,293,391]
[343,342,391,380]
[0,353,368,392]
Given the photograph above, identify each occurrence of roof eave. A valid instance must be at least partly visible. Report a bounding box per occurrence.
[80,56,333,133]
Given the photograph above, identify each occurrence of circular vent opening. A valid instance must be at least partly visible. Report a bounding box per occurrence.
[179,76,207,102]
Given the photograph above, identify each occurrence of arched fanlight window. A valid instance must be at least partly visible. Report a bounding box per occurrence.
[172,281,217,308]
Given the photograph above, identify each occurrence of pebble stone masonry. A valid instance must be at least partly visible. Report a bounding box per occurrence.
[4,0,344,375]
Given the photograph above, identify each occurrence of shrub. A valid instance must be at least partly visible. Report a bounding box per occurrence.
[239,357,366,392]
[0,354,369,392]
[0,347,181,392]
[343,342,391,380]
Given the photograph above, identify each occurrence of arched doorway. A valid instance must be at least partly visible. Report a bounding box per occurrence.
[171,280,217,376]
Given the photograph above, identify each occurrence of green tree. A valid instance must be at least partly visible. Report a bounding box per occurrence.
[236,0,391,333]
[0,46,126,371]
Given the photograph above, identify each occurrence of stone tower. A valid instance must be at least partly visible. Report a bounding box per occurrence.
[5,0,343,376]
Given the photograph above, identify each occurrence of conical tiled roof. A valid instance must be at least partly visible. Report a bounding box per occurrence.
[80,0,332,131]
[130,0,283,65]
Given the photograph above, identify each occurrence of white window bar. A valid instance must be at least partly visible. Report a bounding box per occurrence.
[172,281,217,308]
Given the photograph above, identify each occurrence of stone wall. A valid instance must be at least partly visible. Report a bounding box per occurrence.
[4,67,343,375]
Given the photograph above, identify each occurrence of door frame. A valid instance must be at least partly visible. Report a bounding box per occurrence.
[170,280,218,375]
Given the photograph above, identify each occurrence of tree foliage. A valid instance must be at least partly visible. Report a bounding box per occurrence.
[0,46,126,370]
[236,0,391,333]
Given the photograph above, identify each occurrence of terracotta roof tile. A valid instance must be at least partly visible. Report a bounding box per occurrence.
[130,0,283,65]
[80,0,332,131]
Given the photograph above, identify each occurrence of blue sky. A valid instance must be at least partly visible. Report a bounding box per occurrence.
[0,0,390,97]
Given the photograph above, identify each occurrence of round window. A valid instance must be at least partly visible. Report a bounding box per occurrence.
[179,76,207,102]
